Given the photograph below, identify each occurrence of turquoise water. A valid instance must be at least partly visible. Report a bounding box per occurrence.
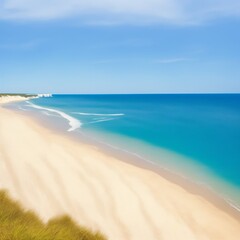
[15,94,240,206]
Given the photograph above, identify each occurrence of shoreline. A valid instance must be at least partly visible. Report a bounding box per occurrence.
[0,98,240,239]
[3,99,240,221]
[7,99,240,220]
[48,135,240,221]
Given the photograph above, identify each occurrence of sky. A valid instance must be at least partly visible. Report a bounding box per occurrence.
[0,0,240,93]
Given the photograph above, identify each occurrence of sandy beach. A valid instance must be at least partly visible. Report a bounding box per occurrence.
[0,95,32,104]
[0,97,240,240]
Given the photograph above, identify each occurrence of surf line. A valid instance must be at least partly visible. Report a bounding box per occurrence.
[26,101,81,132]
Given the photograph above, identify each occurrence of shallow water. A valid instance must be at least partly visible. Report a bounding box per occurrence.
[12,94,240,207]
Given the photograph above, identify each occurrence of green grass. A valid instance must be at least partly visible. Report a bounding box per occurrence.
[0,190,107,240]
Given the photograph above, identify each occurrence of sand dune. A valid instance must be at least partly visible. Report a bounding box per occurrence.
[0,105,240,240]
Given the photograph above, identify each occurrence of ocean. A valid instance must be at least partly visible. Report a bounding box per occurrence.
[12,94,240,209]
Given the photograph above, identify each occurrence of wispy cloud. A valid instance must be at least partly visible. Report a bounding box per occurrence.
[154,57,192,64]
[0,0,240,25]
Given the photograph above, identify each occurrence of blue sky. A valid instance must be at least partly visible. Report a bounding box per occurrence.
[0,0,240,93]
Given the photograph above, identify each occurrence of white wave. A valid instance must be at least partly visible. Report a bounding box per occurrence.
[26,101,81,132]
[89,118,115,124]
[73,112,124,117]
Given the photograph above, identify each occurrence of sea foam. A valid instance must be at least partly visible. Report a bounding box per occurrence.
[73,112,124,125]
[89,118,115,124]
[26,101,81,132]
[73,112,124,116]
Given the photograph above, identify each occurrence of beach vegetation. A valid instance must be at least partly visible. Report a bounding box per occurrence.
[0,190,106,240]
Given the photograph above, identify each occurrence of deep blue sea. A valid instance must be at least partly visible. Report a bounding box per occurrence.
[15,94,240,208]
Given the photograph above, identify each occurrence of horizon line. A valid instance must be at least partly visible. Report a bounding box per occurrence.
[1,92,240,95]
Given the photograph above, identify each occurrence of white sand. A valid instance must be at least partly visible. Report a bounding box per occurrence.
[0,98,240,240]
[0,95,32,104]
